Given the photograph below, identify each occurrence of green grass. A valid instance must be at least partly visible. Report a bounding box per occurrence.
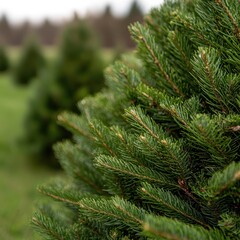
[0,74,60,239]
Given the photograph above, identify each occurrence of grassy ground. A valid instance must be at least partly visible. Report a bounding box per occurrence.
[0,74,60,239]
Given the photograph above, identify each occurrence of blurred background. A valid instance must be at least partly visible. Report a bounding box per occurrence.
[0,0,161,239]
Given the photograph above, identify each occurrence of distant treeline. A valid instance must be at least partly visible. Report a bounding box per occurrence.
[0,1,143,49]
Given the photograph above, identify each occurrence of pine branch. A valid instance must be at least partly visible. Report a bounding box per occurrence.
[38,186,79,206]
[134,83,183,128]
[215,0,240,42]
[140,182,208,228]
[168,31,192,71]
[89,120,116,157]
[54,142,106,195]
[171,10,210,46]
[37,181,99,206]
[58,112,94,140]
[32,215,66,240]
[191,47,240,113]
[130,22,184,97]
[110,126,147,166]
[95,155,177,189]
[200,161,240,199]
[32,207,72,240]
[186,114,236,167]
[143,215,226,240]
[105,61,141,92]
[79,197,145,233]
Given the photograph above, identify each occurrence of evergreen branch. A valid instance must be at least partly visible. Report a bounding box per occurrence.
[137,134,167,169]
[54,141,106,195]
[186,114,235,166]
[202,161,240,199]
[215,0,240,42]
[171,11,210,45]
[140,183,208,228]
[218,212,240,238]
[79,197,145,231]
[135,83,190,128]
[177,178,199,204]
[54,142,106,195]
[32,216,65,240]
[112,197,144,226]
[139,35,182,97]
[159,138,190,180]
[137,133,191,182]
[89,120,116,157]
[201,50,227,113]
[168,30,193,73]
[96,155,177,188]
[37,182,101,206]
[125,106,191,179]
[158,96,201,130]
[32,211,70,240]
[130,23,184,97]
[38,186,79,206]
[111,126,145,166]
[105,61,141,96]
[125,107,161,139]
[57,112,94,141]
[191,47,240,113]
[143,215,225,240]
[73,171,106,195]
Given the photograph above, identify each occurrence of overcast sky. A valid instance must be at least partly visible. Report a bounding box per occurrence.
[0,0,163,23]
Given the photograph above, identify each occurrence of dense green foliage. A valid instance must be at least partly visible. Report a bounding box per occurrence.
[33,0,240,239]
[24,21,105,167]
[13,37,45,85]
[0,46,9,72]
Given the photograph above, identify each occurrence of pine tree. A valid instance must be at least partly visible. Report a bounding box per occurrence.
[126,1,144,24]
[0,45,9,72]
[33,0,240,239]
[13,36,45,85]
[24,20,105,168]
[123,0,144,48]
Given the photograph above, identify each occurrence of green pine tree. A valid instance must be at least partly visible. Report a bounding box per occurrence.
[24,20,105,168]
[0,45,9,72]
[13,36,45,85]
[33,0,240,239]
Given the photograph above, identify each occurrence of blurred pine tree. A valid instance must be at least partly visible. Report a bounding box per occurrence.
[24,20,105,168]
[13,36,45,85]
[0,45,9,72]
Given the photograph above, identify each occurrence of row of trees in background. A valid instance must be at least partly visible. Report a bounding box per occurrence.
[14,39,45,84]
[23,20,105,167]
[0,1,143,48]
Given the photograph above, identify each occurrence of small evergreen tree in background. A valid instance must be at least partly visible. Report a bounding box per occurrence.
[24,20,105,168]
[0,45,9,72]
[33,0,240,239]
[13,36,45,85]
[126,0,143,24]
